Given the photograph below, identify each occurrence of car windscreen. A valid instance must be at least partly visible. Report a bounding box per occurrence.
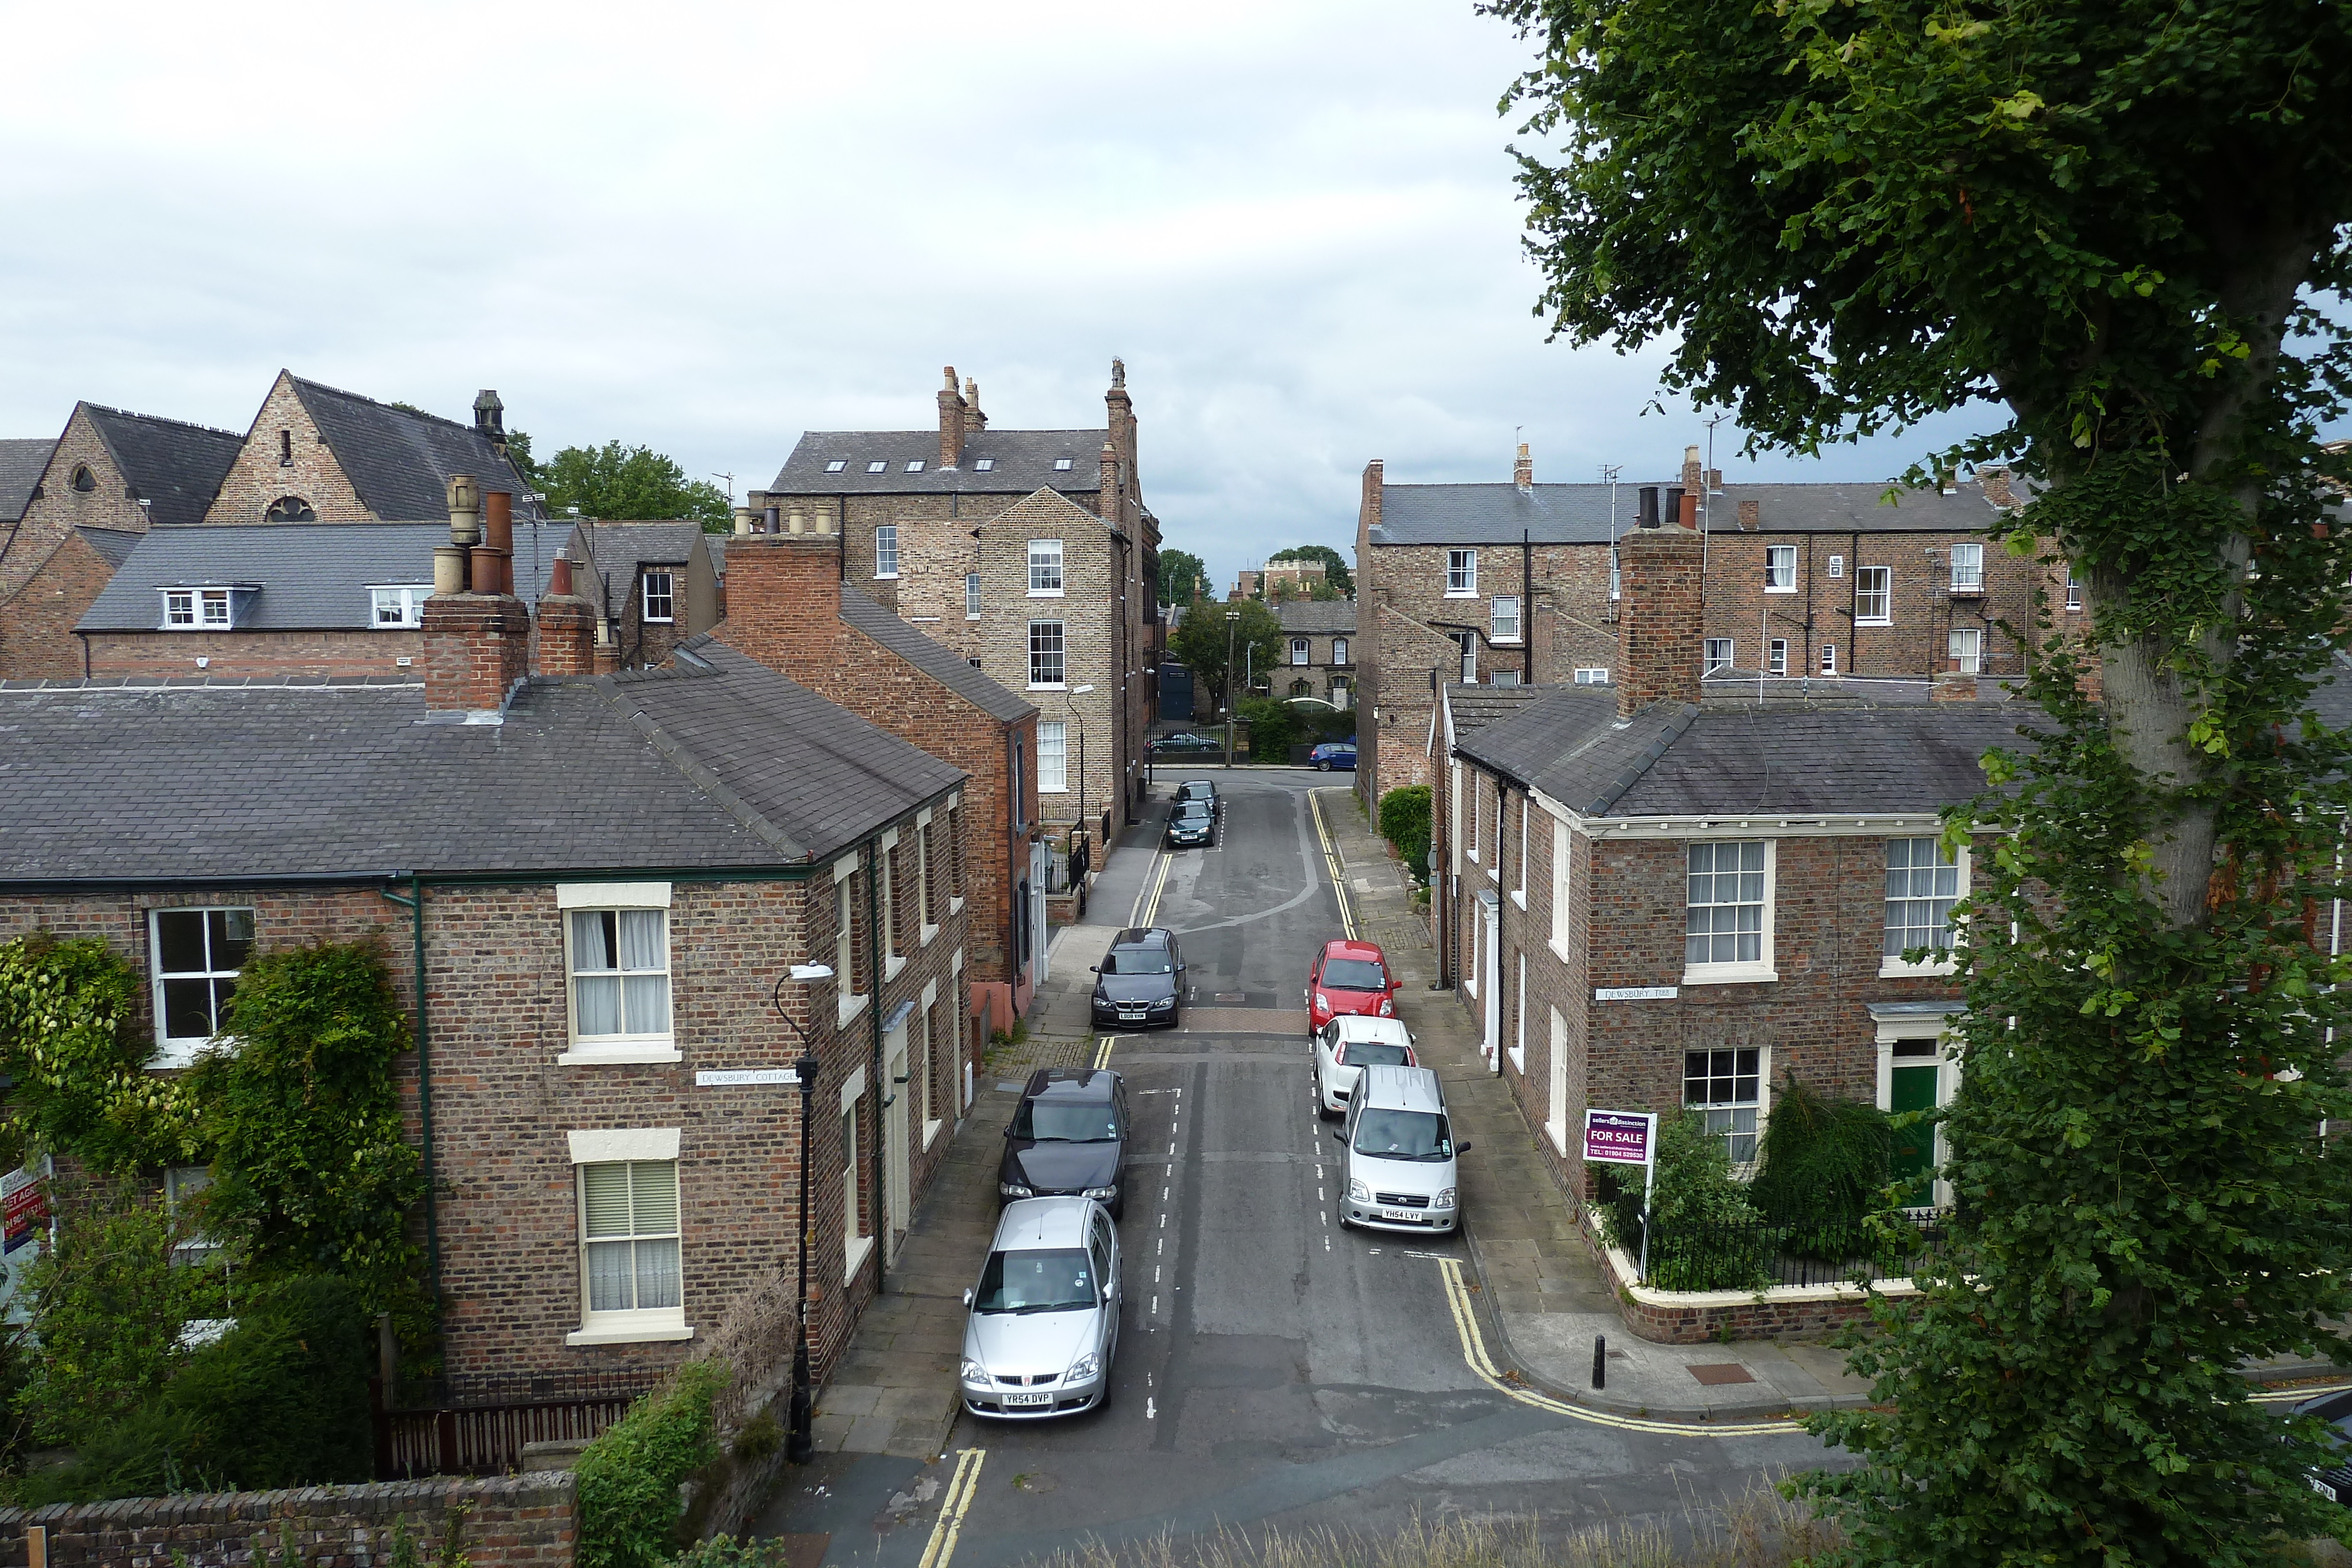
[973,1247,1097,1313]
[1352,1108,1452,1161]
[1322,958,1388,991]
[1342,1041,1411,1068]
[1012,1099,1121,1142]
[1102,946,1173,975]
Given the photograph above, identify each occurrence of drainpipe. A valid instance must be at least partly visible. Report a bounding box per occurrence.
[378,874,442,1307]
[1431,666,1450,991]
[866,839,887,1295]
[1522,528,1534,685]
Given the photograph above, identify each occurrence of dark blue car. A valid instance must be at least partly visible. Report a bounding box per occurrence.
[1310,742,1357,772]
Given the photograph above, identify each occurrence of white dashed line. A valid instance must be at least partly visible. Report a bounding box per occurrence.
[1154,1266,1161,1284]
[1324,1235,1331,1252]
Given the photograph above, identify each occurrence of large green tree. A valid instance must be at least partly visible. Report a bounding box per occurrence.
[1491,0,2352,1559]
[1158,548,1207,607]
[531,440,731,530]
[1169,598,1282,711]
[1268,544,1354,599]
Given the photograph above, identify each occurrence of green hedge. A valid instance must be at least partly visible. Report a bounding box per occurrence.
[1378,785,1432,882]
[576,1359,729,1568]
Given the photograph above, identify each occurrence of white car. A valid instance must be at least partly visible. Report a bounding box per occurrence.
[1312,1015,1416,1120]
[960,1196,1122,1419]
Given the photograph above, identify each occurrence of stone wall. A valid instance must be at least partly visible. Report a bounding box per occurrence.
[1577,1219,1900,1345]
[0,1473,574,1568]
[205,374,375,526]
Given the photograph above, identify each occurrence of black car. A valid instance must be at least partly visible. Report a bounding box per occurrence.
[998,1067,1130,1218]
[1090,925,1185,1028]
[1174,778,1218,808]
[1151,733,1222,756]
[2294,1386,2352,1503]
[1166,799,1215,848]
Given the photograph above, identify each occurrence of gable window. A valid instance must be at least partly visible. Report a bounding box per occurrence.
[974,457,995,472]
[150,906,254,1065]
[163,588,236,629]
[874,524,899,578]
[1854,566,1892,624]
[1332,637,1348,664]
[1950,542,1984,592]
[1685,840,1773,982]
[1291,637,1311,666]
[1948,627,1983,674]
[1885,836,1963,972]
[1053,457,1075,472]
[1028,619,1065,687]
[1768,638,1788,676]
[1685,1047,1765,1166]
[1038,720,1068,792]
[1765,545,1796,591]
[642,571,675,624]
[826,459,848,473]
[905,460,926,473]
[1820,643,1838,674]
[1703,637,1734,675]
[965,572,983,618]
[263,496,316,522]
[566,905,673,1053]
[1573,667,1608,684]
[1446,550,1477,596]
[1491,596,1521,643]
[578,1158,683,1331]
[1028,539,1064,595]
[71,463,95,492]
[867,460,888,474]
[278,429,293,466]
[370,586,432,628]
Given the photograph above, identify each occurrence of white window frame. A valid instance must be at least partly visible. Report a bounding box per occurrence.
[1549,817,1572,959]
[905,460,926,474]
[1491,596,1521,644]
[1950,541,1984,591]
[1510,950,1527,1075]
[1052,457,1074,473]
[568,1149,690,1345]
[1684,1045,1770,1174]
[1038,720,1069,793]
[1875,1009,1963,1211]
[866,460,888,474]
[965,572,983,619]
[165,1165,222,1268]
[1948,627,1983,674]
[1820,643,1839,675]
[1446,550,1478,597]
[1609,547,1621,600]
[1573,667,1609,684]
[161,587,235,630]
[1466,771,1482,866]
[917,815,939,945]
[641,570,675,625]
[1827,554,1845,579]
[1028,539,1065,596]
[833,857,867,1028]
[1703,637,1734,675]
[148,905,254,1068]
[841,1066,873,1282]
[880,828,905,978]
[1459,633,1478,685]
[1853,566,1892,625]
[557,884,679,1064]
[1545,1007,1571,1155]
[825,459,848,473]
[1882,838,1968,977]
[1291,637,1311,666]
[1682,838,1777,985]
[1512,794,1528,908]
[1492,670,1521,688]
[1765,544,1797,593]
[1449,761,1464,877]
[874,524,900,579]
[369,585,433,629]
[974,457,995,472]
[1767,638,1788,677]
[2066,573,2084,611]
[1332,637,1348,665]
[1028,618,1066,689]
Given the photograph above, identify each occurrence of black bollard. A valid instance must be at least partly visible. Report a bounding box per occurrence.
[1592,1334,1607,1391]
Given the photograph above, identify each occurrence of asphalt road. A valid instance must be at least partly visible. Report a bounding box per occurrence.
[781,773,1841,1567]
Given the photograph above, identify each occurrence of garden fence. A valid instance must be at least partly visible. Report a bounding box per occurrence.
[1617,1208,1946,1292]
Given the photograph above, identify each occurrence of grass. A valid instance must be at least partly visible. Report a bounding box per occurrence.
[1022,1480,1841,1568]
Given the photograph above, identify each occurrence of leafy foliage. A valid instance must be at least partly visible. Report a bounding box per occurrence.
[1491,0,2352,1556]
[1609,1112,1772,1293]
[666,1537,799,1568]
[1745,1074,1892,1259]
[0,934,197,1174]
[576,1359,727,1568]
[537,440,731,530]
[1267,544,1353,599]
[1168,597,1283,708]
[1156,547,1205,607]
[1378,785,1434,882]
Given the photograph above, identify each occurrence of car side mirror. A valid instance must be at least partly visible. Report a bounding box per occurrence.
[1177,963,1186,972]
[1102,1283,1114,1302]
[1456,1142,1474,1155]
[1331,1129,1344,1141]
[963,1288,974,1308]
[1003,1126,1016,1138]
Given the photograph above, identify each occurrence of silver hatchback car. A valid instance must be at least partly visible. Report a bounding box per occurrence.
[960,1196,1122,1418]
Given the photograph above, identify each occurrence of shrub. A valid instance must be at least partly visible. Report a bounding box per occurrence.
[1747,1072,1893,1259]
[1237,697,1299,761]
[1595,1113,1773,1292]
[1378,785,1433,882]
[668,1537,799,1568]
[576,1359,729,1568]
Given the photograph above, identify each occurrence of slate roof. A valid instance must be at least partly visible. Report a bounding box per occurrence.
[75,528,142,570]
[289,376,536,520]
[769,430,1108,497]
[0,642,965,880]
[572,521,707,619]
[837,583,1035,723]
[0,439,55,523]
[82,406,245,529]
[1371,479,2011,547]
[1445,683,1546,742]
[76,524,561,632]
[1276,601,1355,634]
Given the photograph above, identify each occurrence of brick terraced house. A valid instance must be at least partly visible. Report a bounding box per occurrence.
[570,520,723,671]
[749,362,1161,858]
[0,487,978,1398]
[1352,442,2042,813]
[716,530,1045,1025]
[1275,600,1355,707]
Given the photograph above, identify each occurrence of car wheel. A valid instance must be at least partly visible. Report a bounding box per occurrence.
[1318,761,1331,771]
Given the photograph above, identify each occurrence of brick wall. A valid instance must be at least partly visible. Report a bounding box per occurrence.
[206,374,376,525]
[0,533,118,680]
[82,627,426,680]
[0,1472,574,1567]
[0,407,149,604]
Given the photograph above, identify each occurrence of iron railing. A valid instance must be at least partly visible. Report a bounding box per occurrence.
[1612,1208,1946,1293]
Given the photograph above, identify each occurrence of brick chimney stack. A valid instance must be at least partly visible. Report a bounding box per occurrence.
[1615,518,1705,718]
[938,366,967,469]
[1514,443,1534,490]
[1104,359,1135,516]
[714,531,854,674]
[1681,443,1703,496]
[963,376,986,434]
[1930,668,1977,703]
[423,473,531,712]
[534,554,597,677]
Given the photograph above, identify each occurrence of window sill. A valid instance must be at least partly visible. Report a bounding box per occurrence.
[1879,957,1959,979]
[1856,618,1892,628]
[1490,637,1523,647]
[843,1234,875,1285]
[1028,683,1067,693]
[148,1040,215,1070]
[921,922,940,948]
[556,1042,683,1066]
[924,1117,945,1150]
[1444,590,1478,599]
[1507,1047,1525,1076]
[1764,588,1797,596]
[874,573,900,581]
[1682,965,1779,987]
[948,895,965,916]
[567,1319,693,1346]
[1486,865,1499,882]
[643,617,676,626]
[966,614,982,621]
[1027,590,1066,599]
[885,954,908,982]
[1547,937,1575,965]
[1545,1118,1571,1156]
[838,992,871,1030]
[1510,890,1526,910]
[1040,785,1070,794]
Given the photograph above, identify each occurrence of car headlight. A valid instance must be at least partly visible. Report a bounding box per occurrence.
[1348,1179,1370,1203]
[1435,1188,1457,1209]
[1067,1352,1101,1382]
[1315,992,1330,1011]
[1378,997,1394,1015]
[1150,995,1175,1009]
[961,1359,991,1386]
[1000,1182,1034,1198]
[1082,1185,1118,1201]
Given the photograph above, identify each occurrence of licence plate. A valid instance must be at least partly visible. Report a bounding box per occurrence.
[2313,1477,2337,1503]
[1375,1208,1424,1223]
[1003,1391,1052,1408]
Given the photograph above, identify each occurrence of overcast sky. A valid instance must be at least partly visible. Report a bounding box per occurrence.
[0,0,1993,592]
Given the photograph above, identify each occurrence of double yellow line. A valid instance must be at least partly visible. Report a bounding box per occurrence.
[1129,849,1171,930]
[1307,790,1356,940]
[1091,1035,1117,1071]
[918,1446,987,1568]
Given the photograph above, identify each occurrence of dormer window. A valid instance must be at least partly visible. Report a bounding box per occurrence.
[70,464,95,492]
[866,461,888,474]
[974,458,995,472]
[163,587,238,629]
[825,459,848,473]
[1053,458,1074,472]
[264,496,316,522]
[370,586,433,628]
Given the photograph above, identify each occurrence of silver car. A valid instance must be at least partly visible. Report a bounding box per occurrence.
[960,1196,1122,1419]
[1333,1064,1468,1233]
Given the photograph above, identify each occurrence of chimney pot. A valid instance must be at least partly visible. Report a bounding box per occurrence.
[485,491,514,594]
[446,474,482,546]
[1637,486,1660,529]
[763,506,780,533]
[733,506,756,535]
[550,555,573,596]
[1513,443,1534,490]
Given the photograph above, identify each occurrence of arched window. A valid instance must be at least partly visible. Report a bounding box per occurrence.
[1290,678,1312,698]
[264,496,316,522]
[70,464,95,492]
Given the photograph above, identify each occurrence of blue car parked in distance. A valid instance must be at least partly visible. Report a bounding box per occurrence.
[1311,742,1357,772]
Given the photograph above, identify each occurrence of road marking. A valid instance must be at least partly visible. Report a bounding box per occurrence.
[1152,1294,1159,1314]
[2252,1380,2352,1404]
[1324,1235,1331,1252]
[918,1447,987,1568]
[1154,1266,1161,1283]
[1435,1258,1801,1437]
[1092,1035,1118,1071]
[1148,1396,1157,1419]
[1128,849,1171,928]
[1307,790,1356,940]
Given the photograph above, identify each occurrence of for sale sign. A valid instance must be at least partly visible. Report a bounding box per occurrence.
[1582,1109,1656,1167]
[3,1164,48,1255]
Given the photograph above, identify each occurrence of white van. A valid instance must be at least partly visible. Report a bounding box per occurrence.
[1332,1064,1468,1233]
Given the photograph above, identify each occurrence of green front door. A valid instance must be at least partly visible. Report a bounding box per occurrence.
[1889,1063,1940,1205]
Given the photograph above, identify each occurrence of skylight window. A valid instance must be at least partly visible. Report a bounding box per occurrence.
[905,460,926,473]
[867,460,888,473]
[974,458,995,472]
[825,460,847,473]
[1053,458,1074,472]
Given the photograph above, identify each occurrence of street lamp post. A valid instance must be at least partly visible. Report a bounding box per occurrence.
[1224,612,1241,770]
[1067,685,1096,851]
[771,961,836,1466]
